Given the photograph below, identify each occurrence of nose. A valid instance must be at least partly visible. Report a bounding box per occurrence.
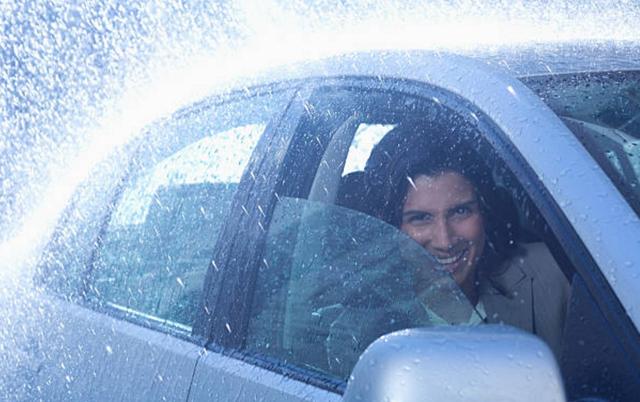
[428,218,454,251]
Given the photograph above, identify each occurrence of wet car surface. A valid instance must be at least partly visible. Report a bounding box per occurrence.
[31,42,640,401]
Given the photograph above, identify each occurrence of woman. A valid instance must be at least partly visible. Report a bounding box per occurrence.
[364,119,507,309]
[326,118,569,377]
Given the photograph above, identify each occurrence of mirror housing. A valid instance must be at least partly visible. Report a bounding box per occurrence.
[343,325,566,402]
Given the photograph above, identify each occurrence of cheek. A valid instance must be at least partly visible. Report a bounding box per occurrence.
[400,224,421,243]
[455,216,486,246]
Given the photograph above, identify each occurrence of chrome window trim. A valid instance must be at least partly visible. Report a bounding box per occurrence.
[105,301,193,333]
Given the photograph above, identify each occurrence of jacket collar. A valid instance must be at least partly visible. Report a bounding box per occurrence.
[478,249,534,331]
[480,255,529,298]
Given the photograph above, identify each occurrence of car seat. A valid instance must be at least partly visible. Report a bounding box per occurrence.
[335,171,371,215]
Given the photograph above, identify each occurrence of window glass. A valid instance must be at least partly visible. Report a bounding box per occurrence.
[342,124,393,174]
[110,125,262,226]
[245,86,570,383]
[522,72,640,215]
[247,197,471,379]
[38,149,131,298]
[90,90,291,331]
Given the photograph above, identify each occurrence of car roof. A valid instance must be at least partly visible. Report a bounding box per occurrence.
[170,40,640,126]
[207,40,640,98]
[467,40,640,77]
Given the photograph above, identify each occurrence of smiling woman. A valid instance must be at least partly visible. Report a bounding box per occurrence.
[362,119,570,349]
[364,120,496,306]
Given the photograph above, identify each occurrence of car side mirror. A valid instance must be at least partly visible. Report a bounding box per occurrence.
[343,325,566,402]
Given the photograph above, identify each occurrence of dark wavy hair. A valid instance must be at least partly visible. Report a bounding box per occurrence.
[363,117,519,269]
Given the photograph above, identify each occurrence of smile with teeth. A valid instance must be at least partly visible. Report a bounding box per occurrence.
[434,249,468,268]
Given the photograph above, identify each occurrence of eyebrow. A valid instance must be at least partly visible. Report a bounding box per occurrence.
[448,199,479,211]
[402,199,479,217]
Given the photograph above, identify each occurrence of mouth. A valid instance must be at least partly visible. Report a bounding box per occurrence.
[433,249,468,271]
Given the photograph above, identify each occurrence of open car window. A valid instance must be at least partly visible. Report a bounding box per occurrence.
[241,84,570,388]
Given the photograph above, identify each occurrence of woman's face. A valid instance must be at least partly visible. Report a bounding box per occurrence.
[400,171,486,292]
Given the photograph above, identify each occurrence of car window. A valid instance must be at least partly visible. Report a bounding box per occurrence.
[242,85,570,386]
[88,90,292,332]
[522,71,640,216]
[342,124,392,174]
[246,197,472,379]
[37,149,132,297]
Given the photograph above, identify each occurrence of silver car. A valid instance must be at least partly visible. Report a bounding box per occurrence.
[31,42,640,401]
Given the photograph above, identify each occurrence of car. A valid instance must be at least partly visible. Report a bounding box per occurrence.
[28,42,640,401]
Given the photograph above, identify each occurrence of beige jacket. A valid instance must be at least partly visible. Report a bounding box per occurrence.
[324,242,571,377]
[479,242,571,358]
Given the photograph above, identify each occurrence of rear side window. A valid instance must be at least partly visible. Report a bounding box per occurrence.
[88,90,292,332]
[522,71,640,216]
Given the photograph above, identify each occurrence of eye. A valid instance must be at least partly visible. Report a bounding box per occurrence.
[405,212,433,225]
[451,205,472,218]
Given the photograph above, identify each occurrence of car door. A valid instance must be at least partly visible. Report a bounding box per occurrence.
[189,52,640,402]
[31,85,296,401]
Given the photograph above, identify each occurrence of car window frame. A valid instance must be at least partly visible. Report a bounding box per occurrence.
[475,76,640,383]
[194,83,363,393]
[200,75,640,394]
[34,139,137,302]
[194,84,317,344]
[515,71,640,365]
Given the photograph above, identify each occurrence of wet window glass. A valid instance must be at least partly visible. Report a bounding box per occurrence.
[245,86,570,382]
[247,198,472,379]
[38,150,131,298]
[522,71,640,216]
[90,90,291,331]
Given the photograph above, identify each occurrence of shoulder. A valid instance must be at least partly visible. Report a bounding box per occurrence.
[484,242,569,296]
[512,242,564,280]
[505,243,571,301]
[521,242,555,261]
